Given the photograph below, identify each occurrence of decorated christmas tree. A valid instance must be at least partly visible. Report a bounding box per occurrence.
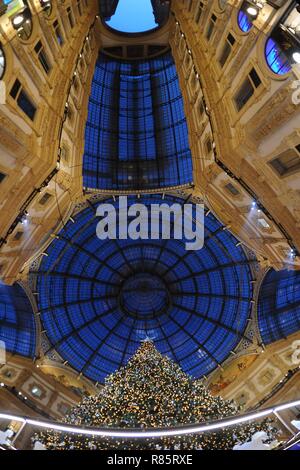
[37,341,276,450]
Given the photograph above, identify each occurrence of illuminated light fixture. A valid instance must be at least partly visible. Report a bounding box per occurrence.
[15,411,275,437]
[247,6,258,17]
[40,0,51,7]
[292,52,300,64]
[0,400,300,438]
[245,0,266,20]
[11,7,32,30]
[0,413,25,424]
[12,15,25,27]
[40,0,52,16]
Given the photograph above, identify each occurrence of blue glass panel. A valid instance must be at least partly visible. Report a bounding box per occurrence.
[258,269,300,344]
[36,195,253,383]
[265,38,291,75]
[238,11,253,33]
[0,283,36,358]
[83,53,193,191]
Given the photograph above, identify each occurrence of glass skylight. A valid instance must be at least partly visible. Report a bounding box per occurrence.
[105,0,158,34]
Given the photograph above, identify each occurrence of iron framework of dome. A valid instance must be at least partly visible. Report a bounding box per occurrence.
[33,195,254,384]
[83,52,193,191]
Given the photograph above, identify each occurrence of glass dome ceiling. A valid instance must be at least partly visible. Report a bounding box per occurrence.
[34,195,254,384]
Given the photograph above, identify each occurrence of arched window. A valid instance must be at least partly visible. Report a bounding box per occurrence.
[265,38,291,75]
[258,269,300,345]
[0,283,36,358]
[0,43,5,80]
[237,10,253,33]
[11,6,33,41]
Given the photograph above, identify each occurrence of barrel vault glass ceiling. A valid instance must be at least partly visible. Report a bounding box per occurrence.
[258,269,300,345]
[0,282,36,358]
[34,195,254,384]
[82,52,193,191]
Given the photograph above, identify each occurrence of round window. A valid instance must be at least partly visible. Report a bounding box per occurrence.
[265,38,291,75]
[0,44,6,79]
[237,10,253,33]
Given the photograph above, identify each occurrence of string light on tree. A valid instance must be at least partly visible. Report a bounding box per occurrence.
[36,341,277,450]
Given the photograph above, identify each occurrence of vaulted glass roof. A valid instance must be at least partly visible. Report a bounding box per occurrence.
[35,195,254,384]
[83,52,193,191]
[0,282,36,358]
[258,269,300,345]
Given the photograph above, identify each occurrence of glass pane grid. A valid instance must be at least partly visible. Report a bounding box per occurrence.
[36,195,253,383]
[83,53,193,191]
